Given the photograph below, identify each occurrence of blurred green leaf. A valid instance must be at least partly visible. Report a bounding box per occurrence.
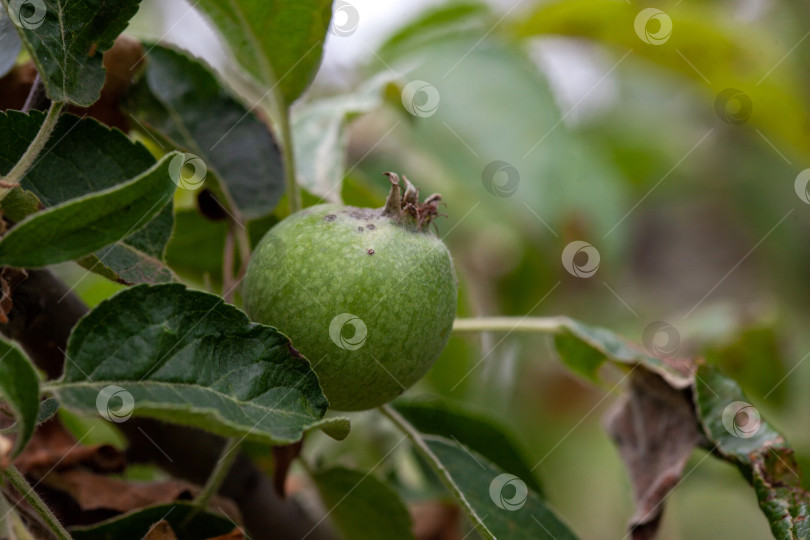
[0,0,140,106]
[0,111,175,284]
[516,0,809,156]
[695,365,810,540]
[51,283,350,444]
[164,209,228,284]
[126,45,285,220]
[0,10,20,78]
[194,0,332,104]
[0,338,39,457]
[292,73,394,203]
[0,153,178,268]
[311,466,414,540]
[69,502,235,540]
[374,3,626,251]
[394,399,542,493]
[704,325,789,405]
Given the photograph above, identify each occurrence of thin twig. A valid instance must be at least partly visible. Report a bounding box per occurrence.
[186,438,241,522]
[452,316,566,334]
[3,465,73,540]
[0,100,64,200]
[276,103,301,214]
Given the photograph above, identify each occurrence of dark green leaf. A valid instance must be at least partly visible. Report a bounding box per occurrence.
[0,9,21,78]
[0,111,175,284]
[51,283,349,444]
[36,396,58,423]
[694,364,809,539]
[194,0,332,104]
[311,466,414,540]
[394,399,541,493]
[0,152,178,268]
[0,338,40,457]
[69,502,235,540]
[126,45,285,220]
[1,0,140,106]
[421,434,578,539]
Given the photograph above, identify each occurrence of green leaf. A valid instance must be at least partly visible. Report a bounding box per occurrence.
[0,338,40,457]
[126,45,285,220]
[194,0,332,104]
[385,406,577,540]
[377,2,490,60]
[0,9,21,78]
[0,111,175,284]
[311,466,414,540]
[515,0,810,155]
[1,0,140,106]
[423,434,577,539]
[0,152,178,268]
[163,209,228,284]
[552,317,691,388]
[69,502,235,540]
[292,74,394,203]
[394,399,542,493]
[0,187,42,223]
[694,365,810,539]
[51,283,350,444]
[36,397,58,423]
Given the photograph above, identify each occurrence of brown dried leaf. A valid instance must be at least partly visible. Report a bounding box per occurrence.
[603,368,705,540]
[13,418,124,476]
[143,520,178,540]
[410,501,462,540]
[41,469,240,520]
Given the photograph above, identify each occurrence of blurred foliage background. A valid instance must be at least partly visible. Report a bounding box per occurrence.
[54,0,810,537]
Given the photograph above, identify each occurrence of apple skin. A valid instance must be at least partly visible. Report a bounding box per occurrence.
[243,203,457,411]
